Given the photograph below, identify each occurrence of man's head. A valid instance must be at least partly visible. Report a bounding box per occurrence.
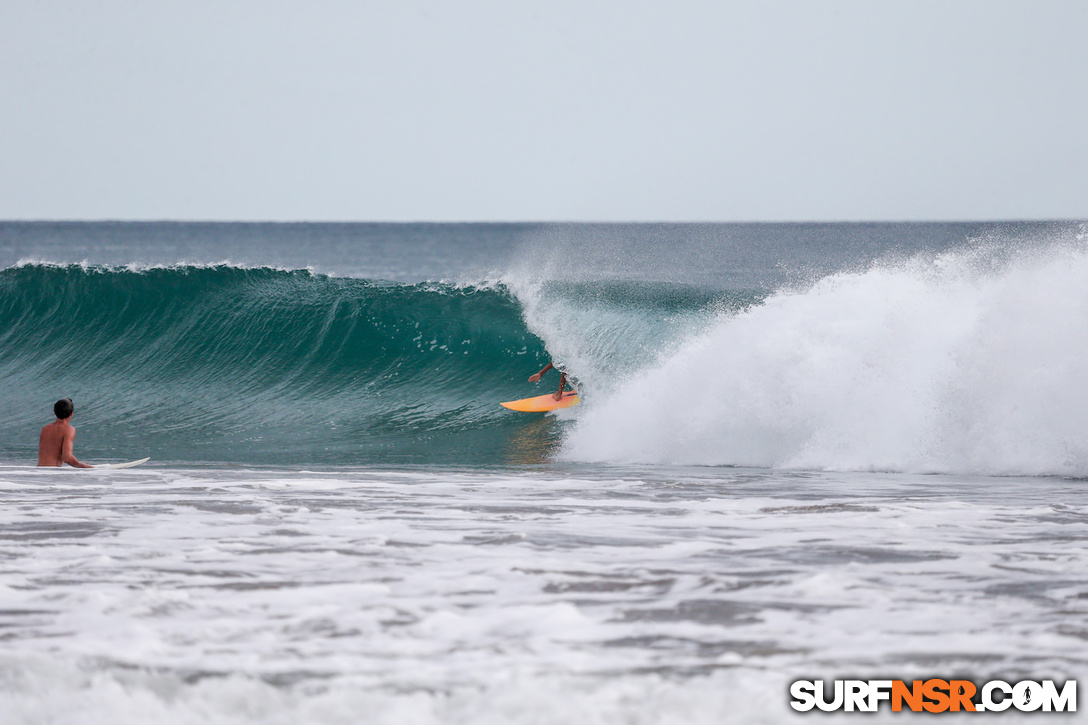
[54,398,74,420]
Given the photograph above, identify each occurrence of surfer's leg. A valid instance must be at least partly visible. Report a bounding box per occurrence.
[555,372,567,400]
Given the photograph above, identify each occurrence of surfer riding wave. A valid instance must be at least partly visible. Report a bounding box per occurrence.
[529,362,573,401]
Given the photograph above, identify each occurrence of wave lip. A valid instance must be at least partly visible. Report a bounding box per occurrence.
[564,243,1088,477]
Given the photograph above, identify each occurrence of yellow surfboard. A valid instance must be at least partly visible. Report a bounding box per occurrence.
[500,391,580,412]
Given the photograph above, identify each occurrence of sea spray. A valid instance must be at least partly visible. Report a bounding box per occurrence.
[504,275,757,399]
[563,242,1088,476]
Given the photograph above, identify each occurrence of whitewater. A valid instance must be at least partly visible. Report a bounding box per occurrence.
[0,222,1085,723]
[566,243,1088,475]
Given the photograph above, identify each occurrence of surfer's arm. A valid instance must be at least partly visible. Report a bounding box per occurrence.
[61,429,93,468]
[529,362,554,383]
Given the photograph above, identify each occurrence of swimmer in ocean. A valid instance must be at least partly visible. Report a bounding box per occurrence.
[38,398,93,468]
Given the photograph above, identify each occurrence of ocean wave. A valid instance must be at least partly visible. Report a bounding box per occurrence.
[564,241,1088,476]
[0,263,732,466]
[0,264,554,464]
[8,240,1084,476]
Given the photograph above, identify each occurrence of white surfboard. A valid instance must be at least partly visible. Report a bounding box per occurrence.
[99,457,150,469]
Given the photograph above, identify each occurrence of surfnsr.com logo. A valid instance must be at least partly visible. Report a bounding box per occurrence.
[790,679,1077,713]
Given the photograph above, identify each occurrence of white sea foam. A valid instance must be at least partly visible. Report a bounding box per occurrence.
[563,242,1088,475]
[0,466,1083,724]
[0,658,806,725]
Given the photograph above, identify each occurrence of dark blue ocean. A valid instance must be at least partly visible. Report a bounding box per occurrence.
[1,221,1085,723]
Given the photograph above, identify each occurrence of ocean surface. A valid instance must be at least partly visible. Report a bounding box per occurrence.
[1,221,1086,723]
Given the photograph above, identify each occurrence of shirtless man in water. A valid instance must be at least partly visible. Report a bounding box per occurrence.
[38,398,93,468]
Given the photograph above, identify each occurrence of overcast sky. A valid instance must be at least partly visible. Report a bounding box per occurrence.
[1,1,1085,222]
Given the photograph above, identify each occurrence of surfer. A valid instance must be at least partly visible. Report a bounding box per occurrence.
[37,398,93,468]
[529,362,570,401]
